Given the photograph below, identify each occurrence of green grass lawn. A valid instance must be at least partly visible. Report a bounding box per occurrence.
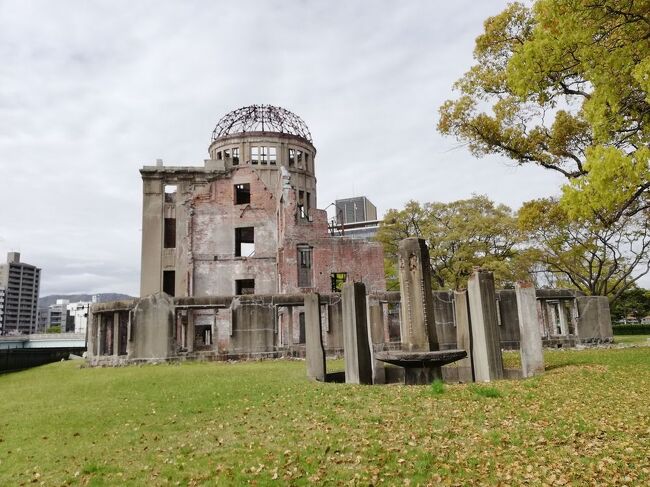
[1,346,649,486]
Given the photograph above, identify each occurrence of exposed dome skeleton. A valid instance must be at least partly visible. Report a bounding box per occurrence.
[211,105,313,144]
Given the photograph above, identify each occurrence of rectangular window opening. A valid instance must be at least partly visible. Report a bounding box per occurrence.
[217,151,222,160]
[232,147,240,165]
[297,245,312,287]
[234,183,251,205]
[298,312,306,344]
[164,184,177,203]
[251,147,259,164]
[260,147,268,165]
[163,270,175,296]
[331,272,347,292]
[235,279,255,295]
[224,148,231,160]
[288,148,295,166]
[235,227,255,257]
[164,218,176,248]
[269,147,277,165]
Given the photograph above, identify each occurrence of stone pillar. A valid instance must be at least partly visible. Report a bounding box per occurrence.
[342,282,372,385]
[454,290,474,382]
[86,310,97,358]
[304,293,326,381]
[467,269,504,382]
[325,300,344,351]
[515,282,544,378]
[129,292,175,360]
[397,238,438,351]
[113,312,120,357]
[367,295,386,384]
[187,309,195,353]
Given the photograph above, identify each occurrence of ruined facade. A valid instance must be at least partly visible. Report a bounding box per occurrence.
[140,105,385,299]
[87,105,386,361]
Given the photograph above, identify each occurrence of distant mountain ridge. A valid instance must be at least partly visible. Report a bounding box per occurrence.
[38,293,136,308]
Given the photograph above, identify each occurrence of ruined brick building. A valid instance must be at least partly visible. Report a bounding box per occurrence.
[133,105,384,353]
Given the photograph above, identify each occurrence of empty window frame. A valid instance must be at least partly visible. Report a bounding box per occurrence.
[235,227,255,257]
[250,147,276,165]
[232,147,240,165]
[235,279,255,295]
[331,272,347,292]
[164,218,176,248]
[288,148,304,168]
[217,151,222,160]
[298,312,306,344]
[224,148,231,160]
[164,184,177,204]
[163,270,175,296]
[297,245,312,287]
[234,183,251,205]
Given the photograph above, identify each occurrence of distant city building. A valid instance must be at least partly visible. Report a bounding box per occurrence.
[335,196,378,225]
[0,288,5,331]
[337,219,381,240]
[67,300,92,334]
[0,252,41,335]
[331,197,380,240]
[37,299,92,333]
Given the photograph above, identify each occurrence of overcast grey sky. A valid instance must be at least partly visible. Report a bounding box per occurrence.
[0,0,568,297]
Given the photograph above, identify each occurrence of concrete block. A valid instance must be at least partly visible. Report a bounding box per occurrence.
[515,282,544,377]
[304,293,326,381]
[467,269,504,382]
[342,282,372,385]
[367,295,386,384]
[576,296,613,342]
[453,290,474,382]
[130,292,175,360]
[397,238,439,351]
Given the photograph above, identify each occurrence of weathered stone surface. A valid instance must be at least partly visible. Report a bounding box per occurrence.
[453,290,474,382]
[397,238,438,352]
[304,293,326,381]
[374,349,467,367]
[467,269,504,382]
[576,296,613,342]
[367,294,386,384]
[130,292,175,360]
[515,281,544,378]
[342,282,372,385]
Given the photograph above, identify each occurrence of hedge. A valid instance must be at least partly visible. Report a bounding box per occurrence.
[612,324,650,335]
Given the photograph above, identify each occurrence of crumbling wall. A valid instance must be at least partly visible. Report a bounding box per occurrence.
[191,167,279,295]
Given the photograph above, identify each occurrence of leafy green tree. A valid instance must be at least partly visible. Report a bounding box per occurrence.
[610,287,650,322]
[376,196,524,290]
[438,1,649,223]
[517,198,650,301]
[46,326,61,334]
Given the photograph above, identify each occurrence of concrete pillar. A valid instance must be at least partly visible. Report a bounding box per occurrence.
[129,292,175,360]
[187,309,195,353]
[113,312,120,357]
[342,282,372,385]
[467,269,504,382]
[304,293,326,381]
[397,238,439,351]
[86,311,97,357]
[96,315,102,356]
[326,300,344,351]
[453,290,474,382]
[515,282,544,378]
[367,295,386,384]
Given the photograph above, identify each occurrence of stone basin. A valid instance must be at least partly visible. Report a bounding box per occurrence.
[374,349,468,385]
